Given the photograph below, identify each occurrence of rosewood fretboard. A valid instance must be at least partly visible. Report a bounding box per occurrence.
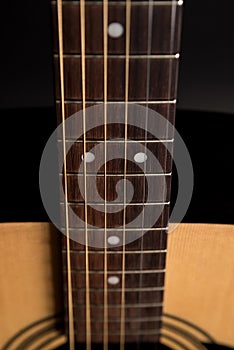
[51,0,183,347]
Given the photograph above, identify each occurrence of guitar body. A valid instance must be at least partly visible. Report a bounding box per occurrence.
[1,0,234,347]
[1,222,233,349]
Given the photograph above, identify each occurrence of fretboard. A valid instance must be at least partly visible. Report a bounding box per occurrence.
[51,0,183,346]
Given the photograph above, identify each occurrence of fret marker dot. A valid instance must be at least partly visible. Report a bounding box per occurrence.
[108,22,124,38]
[108,276,120,285]
[134,152,147,163]
[107,236,120,245]
[81,152,95,163]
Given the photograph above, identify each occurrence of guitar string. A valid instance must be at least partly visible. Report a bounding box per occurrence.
[80,0,92,348]
[158,0,178,343]
[137,1,178,346]
[120,0,131,349]
[57,1,75,349]
[165,1,181,319]
[161,0,178,269]
[138,0,154,347]
[103,0,109,349]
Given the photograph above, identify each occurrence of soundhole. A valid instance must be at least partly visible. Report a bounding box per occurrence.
[3,313,228,350]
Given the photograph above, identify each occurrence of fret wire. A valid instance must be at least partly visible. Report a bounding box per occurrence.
[73,330,161,336]
[57,139,174,143]
[56,99,177,104]
[54,54,179,59]
[71,302,163,308]
[67,269,166,274]
[61,201,170,205]
[56,1,75,349]
[61,227,168,231]
[69,316,162,322]
[68,287,165,291]
[61,173,172,176]
[60,171,170,175]
[62,250,167,254]
[51,1,183,6]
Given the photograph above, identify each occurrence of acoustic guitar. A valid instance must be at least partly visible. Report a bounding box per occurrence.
[0,0,233,349]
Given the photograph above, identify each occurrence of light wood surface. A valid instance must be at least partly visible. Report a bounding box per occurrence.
[0,222,233,348]
[0,222,64,348]
[164,223,234,348]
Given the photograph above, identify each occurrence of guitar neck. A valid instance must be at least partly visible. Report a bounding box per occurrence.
[51,0,183,346]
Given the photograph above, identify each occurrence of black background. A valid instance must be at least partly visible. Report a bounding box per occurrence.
[0,0,233,224]
[0,0,234,112]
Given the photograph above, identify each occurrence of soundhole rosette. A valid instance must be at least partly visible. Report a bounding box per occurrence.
[2,313,216,350]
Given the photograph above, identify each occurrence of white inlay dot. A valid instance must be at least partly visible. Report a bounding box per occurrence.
[108,22,124,38]
[134,152,147,163]
[107,235,120,245]
[108,276,120,285]
[81,152,95,163]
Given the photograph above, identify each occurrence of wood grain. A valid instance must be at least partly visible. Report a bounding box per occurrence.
[60,203,169,228]
[55,102,176,140]
[63,271,165,288]
[51,0,181,344]
[0,223,64,348]
[51,3,182,55]
[60,174,171,203]
[163,223,234,348]
[65,229,167,251]
[59,140,172,173]
[1,223,233,347]
[62,251,166,271]
[54,56,178,101]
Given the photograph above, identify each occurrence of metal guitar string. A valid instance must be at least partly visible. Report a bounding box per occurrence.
[161,0,178,260]
[160,3,180,343]
[138,0,154,346]
[158,0,178,339]
[120,0,131,349]
[138,0,178,346]
[103,0,109,348]
[57,1,75,349]
[80,0,92,348]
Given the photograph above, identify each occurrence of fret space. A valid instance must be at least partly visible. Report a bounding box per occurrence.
[63,270,165,288]
[58,140,173,174]
[54,56,178,101]
[65,304,162,344]
[64,229,167,251]
[56,101,176,140]
[59,174,171,203]
[60,202,169,229]
[51,2,182,55]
